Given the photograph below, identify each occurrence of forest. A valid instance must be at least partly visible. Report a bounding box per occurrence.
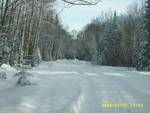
[0,0,150,71]
[0,1,150,113]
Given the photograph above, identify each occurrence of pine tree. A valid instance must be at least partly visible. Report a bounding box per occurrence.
[98,12,121,66]
[137,0,150,71]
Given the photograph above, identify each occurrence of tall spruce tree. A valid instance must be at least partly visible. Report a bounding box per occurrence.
[98,11,121,66]
[137,0,150,71]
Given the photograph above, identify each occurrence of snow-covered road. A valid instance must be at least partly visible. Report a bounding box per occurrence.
[0,60,150,113]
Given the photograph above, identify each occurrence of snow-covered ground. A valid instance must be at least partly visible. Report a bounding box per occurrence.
[0,60,150,113]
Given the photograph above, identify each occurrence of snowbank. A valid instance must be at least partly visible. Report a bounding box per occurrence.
[0,64,18,92]
[0,64,17,80]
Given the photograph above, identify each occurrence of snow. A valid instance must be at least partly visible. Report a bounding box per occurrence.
[1,64,17,79]
[0,60,150,113]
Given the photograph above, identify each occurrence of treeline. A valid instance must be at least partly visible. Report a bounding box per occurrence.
[0,0,73,66]
[75,1,150,71]
[76,9,142,67]
[0,0,149,71]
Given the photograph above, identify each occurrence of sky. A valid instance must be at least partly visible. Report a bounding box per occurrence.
[57,0,140,31]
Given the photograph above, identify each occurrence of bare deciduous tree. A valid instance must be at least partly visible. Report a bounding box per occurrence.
[62,0,101,5]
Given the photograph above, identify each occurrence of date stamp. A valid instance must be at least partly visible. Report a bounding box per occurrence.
[101,103,144,108]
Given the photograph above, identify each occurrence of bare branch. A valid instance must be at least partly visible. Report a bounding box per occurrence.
[62,0,101,5]
[8,0,20,8]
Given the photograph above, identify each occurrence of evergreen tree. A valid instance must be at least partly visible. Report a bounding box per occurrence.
[137,0,150,71]
[98,12,121,66]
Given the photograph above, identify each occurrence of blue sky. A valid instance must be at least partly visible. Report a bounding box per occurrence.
[57,0,140,31]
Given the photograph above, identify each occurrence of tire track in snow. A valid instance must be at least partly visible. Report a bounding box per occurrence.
[67,91,85,113]
[66,64,101,113]
[65,68,85,113]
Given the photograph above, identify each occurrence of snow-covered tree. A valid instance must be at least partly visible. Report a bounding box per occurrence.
[98,12,121,66]
[137,0,150,71]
